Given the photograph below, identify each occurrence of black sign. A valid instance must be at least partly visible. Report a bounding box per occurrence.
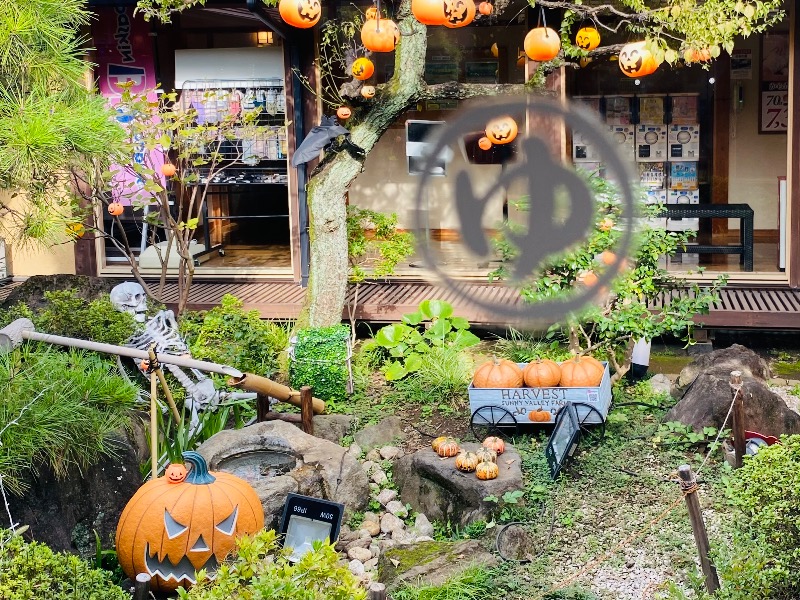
[545,403,581,479]
[279,493,345,561]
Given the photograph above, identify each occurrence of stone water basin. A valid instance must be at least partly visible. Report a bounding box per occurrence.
[216,450,298,485]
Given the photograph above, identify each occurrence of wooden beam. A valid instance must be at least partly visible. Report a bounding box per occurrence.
[789,1,800,288]
[711,53,731,248]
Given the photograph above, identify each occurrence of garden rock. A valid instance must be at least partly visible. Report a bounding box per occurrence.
[1,274,121,311]
[348,559,365,577]
[413,513,435,538]
[354,416,406,451]
[361,460,378,474]
[347,442,362,458]
[379,445,402,460]
[363,521,381,537]
[309,414,353,444]
[378,540,498,592]
[673,344,770,398]
[380,512,404,534]
[386,500,408,518]
[365,448,382,462]
[376,488,398,506]
[648,374,672,397]
[394,442,523,526]
[348,547,373,562]
[666,373,800,437]
[364,558,379,571]
[371,468,388,486]
[198,420,369,528]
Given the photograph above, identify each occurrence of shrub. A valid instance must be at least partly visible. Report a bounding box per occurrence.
[391,346,473,411]
[178,529,365,600]
[0,530,128,600]
[289,325,350,404]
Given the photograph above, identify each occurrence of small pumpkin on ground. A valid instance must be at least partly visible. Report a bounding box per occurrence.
[476,461,499,480]
[475,447,497,463]
[482,436,505,455]
[522,358,561,388]
[455,451,479,472]
[472,357,523,388]
[432,436,454,453]
[437,439,461,458]
[560,355,605,387]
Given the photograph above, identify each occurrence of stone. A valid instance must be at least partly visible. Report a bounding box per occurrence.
[357,529,374,540]
[394,442,523,527]
[348,559,365,577]
[379,446,402,461]
[354,416,406,451]
[363,521,381,537]
[414,513,435,538]
[673,344,770,398]
[369,482,380,495]
[648,374,672,396]
[364,557,379,571]
[378,540,498,592]
[687,341,714,356]
[416,535,435,543]
[364,511,380,523]
[346,536,372,553]
[361,460,378,474]
[391,529,416,544]
[365,449,382,463]
[371,468,388,486]
[198,421,369,528]
[386,500,408,518]
[348,547,373,562]
[369,543,380,558]
[310,414,354,444]
[376,488,398,506]
[380,512,405,534]
[666,373,800,438]
[347,442,362,458]
[1,274,121,312]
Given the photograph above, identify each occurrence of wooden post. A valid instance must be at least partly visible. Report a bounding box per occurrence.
[300,386,314,435]
[133,573,151,600]
[257,394,270,423]
[150,371,158,480]
[730,370,745,469]
[678,464,720,594]
[368,582,387,600]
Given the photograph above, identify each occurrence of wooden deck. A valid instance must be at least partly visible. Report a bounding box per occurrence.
[160,280,800,330]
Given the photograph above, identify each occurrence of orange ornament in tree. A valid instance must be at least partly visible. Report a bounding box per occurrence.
[108,202,124,216]
[365,6,379,19]
[472,357,523,388]
[412,0,447,25]
[116,452,264,593]
[361,85,376,99]
[336,106,352,120]
[485,116,518,145]
[560,355,605,387]
[478,2,492,15]
[352,57,375,80]
[361,18,399,52]
[477,136,492,151]
[161,163,176,177]
[524,27,561,62]
[618,41,658,78]
[443,0,475,28]
[522,359,561,388]
[279,0,321,28]
[575,27,601,51]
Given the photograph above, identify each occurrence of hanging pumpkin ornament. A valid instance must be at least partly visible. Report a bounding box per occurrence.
[484,115,518,145]
[365,6,379,19]
[478,2,493,15]
[524,26,561,61]
[412,0,447,25]
[579,56,593,68]
[278,0,321,28]
[575,26,601,51]
[618,41,658,78]
[108,202,124,216]
[161,163,176,177]
[352,57,375,80]
[336,106,352,120]
[361,85,376,99]
[361,18,400,52]
[477,136,492,151]
[443,0,475,28]
[116,452,264,593]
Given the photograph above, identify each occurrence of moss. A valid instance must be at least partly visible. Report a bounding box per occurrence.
[379,541,451,581]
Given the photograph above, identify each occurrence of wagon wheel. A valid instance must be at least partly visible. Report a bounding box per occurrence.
[569,402,605,444]
[470,406,518,440]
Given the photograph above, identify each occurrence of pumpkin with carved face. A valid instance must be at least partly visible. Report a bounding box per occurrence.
[618,41,658,78]
[365,6,378,19]
[575,27,600,51]
[485,116,518,145]
[361,85,376,99]
[361,18,400,52]
[279,0,321,28]
[443,0,475,28]
[352,57,375,80]
[116,452,264,593]
[412,0,447,25]
[337,106,352,120]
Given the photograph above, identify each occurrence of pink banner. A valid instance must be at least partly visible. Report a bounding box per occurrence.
[92,7,164,205]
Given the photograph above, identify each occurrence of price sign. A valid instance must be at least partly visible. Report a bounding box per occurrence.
[760,86,788,133]
[759,33,789,134]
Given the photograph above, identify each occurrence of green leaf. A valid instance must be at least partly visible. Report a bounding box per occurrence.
[419,299,453,320]
[384,361,408,381]
[375,324,407,347]
[450,329,480,350]
[428,318,453,339]
[404,352,423,373]
[401,311,424,325]
[450,316,470,330]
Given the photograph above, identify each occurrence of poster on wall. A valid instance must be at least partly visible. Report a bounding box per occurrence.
[759,33,789,134]
[730,49,752,80]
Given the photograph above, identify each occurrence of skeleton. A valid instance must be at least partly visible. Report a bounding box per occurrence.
[110,282,148,323]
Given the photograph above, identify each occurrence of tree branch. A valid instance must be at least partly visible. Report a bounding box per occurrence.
[416,82,526,101]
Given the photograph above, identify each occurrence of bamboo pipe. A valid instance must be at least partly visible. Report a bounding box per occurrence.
[227,373,326,414]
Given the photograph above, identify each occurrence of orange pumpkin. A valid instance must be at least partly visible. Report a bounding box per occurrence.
[523,359,561,388]
[528,409,551,422]
[577,270,598,287]
[164,463,187,484]
[437,439,461,458]
[443,0,475,28]
[575,27,600,51]
[365,6,378,19]
[432,436,454,452]
[524,27,561,62]
[336,106,352,120]
[476,461,499,480]
[161,163,176,177]
[478,2,492,15]
[618,41,658,78]
[455,451,479,472]
[108,202,124,216]
[361,18,399,52]
[412,0,447,25]
[560,356,605,387]
[485,116,518,145]
[361,85,376,99]
[352,57,375,80]
[279,0,321,28]
[475,447,497,463]
[600,250,616,265]
[482,436,505,455]
[477,136,492,150]
[116,452,264,593]
[66,222,85,238]
[472,357,523,388]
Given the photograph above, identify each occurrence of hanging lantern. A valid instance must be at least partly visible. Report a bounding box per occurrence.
[485,116,518,145]
[361,85,376,99]
[524,27,561,61]
[575,27,601,51]
[412,0,447,25]
[443,0,475,28]
[365,6,379,19]
[477,136,492,151]
[108,202,124,216]
[361,18,399,52]
[618,41,658,78]
[278,0,321,28]
[351,57,375,80]
[478,2,492,15]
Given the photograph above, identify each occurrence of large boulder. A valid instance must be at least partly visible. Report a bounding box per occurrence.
[672,344,770,398]
[394,442,523,527]
[0,274,122,311]
[198,421,369,529]
[310,414,354,444]
[354,416,406,451]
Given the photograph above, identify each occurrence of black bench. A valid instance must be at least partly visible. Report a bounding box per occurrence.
[663,203,754,272]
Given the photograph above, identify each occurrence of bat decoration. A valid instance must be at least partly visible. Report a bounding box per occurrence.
[291,115,351,167]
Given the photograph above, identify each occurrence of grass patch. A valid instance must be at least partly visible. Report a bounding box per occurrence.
[391,565,496,600]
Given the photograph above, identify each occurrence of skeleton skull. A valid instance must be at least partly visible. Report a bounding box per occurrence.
[110,282,148,322]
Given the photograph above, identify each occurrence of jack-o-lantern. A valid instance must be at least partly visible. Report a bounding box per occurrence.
[477,136,492,151]
[575,27,600,51]
[412,0,447,25]
[365,6,378,19]
[361,85,376,99]
[443,0,475,28]
[116,452,264,593]
[485,116,518,145]
[478,2,492,15]
[524,26,561,62]
[108,202,124,216]
[618,41,658,78]
[337,106,352,120]
[278,0,321,28]
[164,463,187,484]
[352,57,375,80]
[361,18,400,52]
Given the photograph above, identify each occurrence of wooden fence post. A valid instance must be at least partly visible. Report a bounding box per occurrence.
[730,370,745,469]
[368,582,387,600]
[133,573,151,600]
[678,464,720,594]
[256,394,269,423]
[300,386,314,435]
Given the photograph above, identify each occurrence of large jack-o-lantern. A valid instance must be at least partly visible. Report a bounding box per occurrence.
[279,0,321,28]
[443,0,475,28]
[116,452,264,593]
[618,41,658,78]
[412,0,447,25]
[485,115,518,145]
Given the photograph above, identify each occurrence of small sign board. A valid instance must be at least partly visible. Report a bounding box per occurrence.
[279,493,344,562]
[545,403,581,479]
